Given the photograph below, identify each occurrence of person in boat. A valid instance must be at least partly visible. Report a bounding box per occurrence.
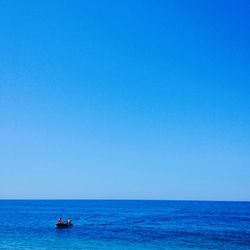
[66,217,71,225]
[58,217,63,224]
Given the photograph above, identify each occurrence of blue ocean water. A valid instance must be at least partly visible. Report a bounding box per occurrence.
[0,200,249,249]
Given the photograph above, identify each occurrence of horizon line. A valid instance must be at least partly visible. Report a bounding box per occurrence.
[0,198,249,202]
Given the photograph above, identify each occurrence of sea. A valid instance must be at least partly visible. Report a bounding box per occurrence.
[0,200,249,250]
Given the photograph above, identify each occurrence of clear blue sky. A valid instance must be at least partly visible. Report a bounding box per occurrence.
[0,0,249,200]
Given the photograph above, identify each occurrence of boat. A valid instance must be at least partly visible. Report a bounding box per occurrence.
[56,223,73,228]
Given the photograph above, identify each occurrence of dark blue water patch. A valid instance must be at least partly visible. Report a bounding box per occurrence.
[0,200,249,249]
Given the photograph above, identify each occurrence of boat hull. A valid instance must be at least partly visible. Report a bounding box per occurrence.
[56,223,73,228]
